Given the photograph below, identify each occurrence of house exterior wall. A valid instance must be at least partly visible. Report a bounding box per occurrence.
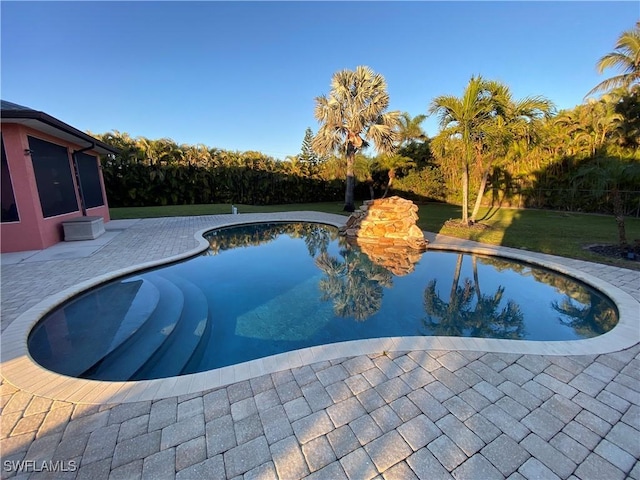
[1,123,111,253]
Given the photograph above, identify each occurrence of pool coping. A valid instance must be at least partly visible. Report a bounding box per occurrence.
[1,212,638,405]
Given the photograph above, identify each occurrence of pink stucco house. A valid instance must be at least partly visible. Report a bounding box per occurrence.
[1,100,119,253]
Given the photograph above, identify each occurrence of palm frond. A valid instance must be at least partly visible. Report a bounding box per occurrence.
[587,22,640,98]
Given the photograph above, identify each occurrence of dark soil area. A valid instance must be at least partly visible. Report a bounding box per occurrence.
[587,244,640,263]
[444,219,491,231]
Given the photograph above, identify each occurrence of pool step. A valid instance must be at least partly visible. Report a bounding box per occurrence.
[82,274,184,381]
[133,274,210,380]
[104,277,161,356]
[180,303,215,376]
[29,278,153,377]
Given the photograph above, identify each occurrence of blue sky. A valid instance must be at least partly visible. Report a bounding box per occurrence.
[2,2,637,159]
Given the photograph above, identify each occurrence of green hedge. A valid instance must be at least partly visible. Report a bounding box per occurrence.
[102,163,374,207]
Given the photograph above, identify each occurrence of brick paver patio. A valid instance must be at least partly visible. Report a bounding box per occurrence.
[1,213,638,479]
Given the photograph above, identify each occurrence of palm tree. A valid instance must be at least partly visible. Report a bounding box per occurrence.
[354,154,376,200]
[372,154,416,198]
[586,21,640,97]
[469,85,554,222]
[396,112,427,145]
[284,155,305,176]
[554,108,591,157]
[181,143,211,167]
[429,76,498,225]
[430,132,464,189]
[554,97,626,160]
[313,66,400,212]
[574,158,640,250]
[606,86,640,150]
[319,155,346,181]
[588,98,624,154]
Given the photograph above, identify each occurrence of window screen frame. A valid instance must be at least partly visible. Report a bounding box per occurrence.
[1,134,20,223]
[76,152,105,209]
[28,135,80,218]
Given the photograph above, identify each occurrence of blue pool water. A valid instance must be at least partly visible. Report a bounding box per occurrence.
[28,222,618,381]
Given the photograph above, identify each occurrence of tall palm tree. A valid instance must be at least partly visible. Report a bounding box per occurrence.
[469,85,554,222]
[313,66,400,212]
[586,21,640,97]
[396,112,428,145]
[429,76,498,224]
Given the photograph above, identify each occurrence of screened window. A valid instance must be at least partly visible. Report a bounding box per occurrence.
[29,136,79,218]
[76,152,105,208]
[1,136,20,222]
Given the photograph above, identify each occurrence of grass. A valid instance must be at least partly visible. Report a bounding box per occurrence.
[110,202,640,269]
[109,202,349,219]
[418,204,640,269]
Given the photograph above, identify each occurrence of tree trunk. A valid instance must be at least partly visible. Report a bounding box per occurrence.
[472,256,481,300]
[460,131,472,226]
[612,187,628,249]
[382,169,396,198]
[461,164,469,225]
[344,148,356,212]
[450,254,463,303]
[470,167,491,223]
[365,173,375,201]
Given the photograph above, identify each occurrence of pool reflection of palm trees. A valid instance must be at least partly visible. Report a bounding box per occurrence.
[204,223,337,255]
[422,254,526,339]
[302,224,335,257]
[204,223,616,337]
[479,255,617,336]
[552,294,618,337]
[315,245,393,321]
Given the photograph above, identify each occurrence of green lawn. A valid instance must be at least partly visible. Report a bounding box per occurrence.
[417,204,640,269]
[110,202,640,269]
[109,202,349,219]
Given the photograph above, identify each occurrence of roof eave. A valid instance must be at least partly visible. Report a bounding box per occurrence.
[1,109,120,155]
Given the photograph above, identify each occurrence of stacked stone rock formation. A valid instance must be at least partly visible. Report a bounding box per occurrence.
[357,242,425,276]
[340,196,428,275]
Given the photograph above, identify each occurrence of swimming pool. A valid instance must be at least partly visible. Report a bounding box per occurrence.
[27,222,618,382]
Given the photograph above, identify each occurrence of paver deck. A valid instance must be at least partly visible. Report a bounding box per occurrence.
[1,212,639,479]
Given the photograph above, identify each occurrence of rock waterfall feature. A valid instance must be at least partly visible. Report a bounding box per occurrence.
[339,196,428,275]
